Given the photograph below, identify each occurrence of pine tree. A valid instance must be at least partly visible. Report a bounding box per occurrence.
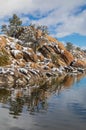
[37,25,49,35]
[65,42,74,52]
[1,24,8,35]
[9,14,22,37]
[1,14,22,37]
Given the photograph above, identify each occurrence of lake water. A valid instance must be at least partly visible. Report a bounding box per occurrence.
[0,73,86,130]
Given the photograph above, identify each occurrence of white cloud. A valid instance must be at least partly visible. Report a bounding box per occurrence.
[54,10,86,37]
[0,0,86,37]
[21,17,31,25]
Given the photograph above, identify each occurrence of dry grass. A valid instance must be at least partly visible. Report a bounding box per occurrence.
[0,48,10,66]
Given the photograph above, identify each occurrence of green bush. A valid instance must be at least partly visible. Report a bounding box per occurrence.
[51,53,59,65]
[0,49,10,66]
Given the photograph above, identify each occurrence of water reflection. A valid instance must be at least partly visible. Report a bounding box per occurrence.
[0,73,86,120]
[68,102,86,120]
[0,87,48,118]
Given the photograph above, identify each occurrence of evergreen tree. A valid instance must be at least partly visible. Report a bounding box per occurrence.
[76,47,81,51]
[1,14,22,37]
[65,42,74,52]
[1,24,8,35]
[37,25,49,35]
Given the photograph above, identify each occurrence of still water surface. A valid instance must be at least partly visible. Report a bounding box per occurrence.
[0,73,86,130]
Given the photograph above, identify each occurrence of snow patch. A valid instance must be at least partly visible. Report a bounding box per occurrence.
[11,50,21,57]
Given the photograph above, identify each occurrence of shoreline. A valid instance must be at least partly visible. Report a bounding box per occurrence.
[0,65,85,88]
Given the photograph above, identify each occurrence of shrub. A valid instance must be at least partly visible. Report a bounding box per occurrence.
[0,49,10,66]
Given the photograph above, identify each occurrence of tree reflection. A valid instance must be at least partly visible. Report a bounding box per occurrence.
[8,87,48,118]
[28,89,48,114]
[9,97,24,118]
[0,73,86,118]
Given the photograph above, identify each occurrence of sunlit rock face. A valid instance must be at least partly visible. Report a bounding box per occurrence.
[46,35,74,65]
[74,60,86,68]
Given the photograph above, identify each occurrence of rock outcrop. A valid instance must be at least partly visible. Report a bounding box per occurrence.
[0,32,86,87]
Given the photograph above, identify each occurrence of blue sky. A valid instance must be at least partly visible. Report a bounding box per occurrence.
[0,0,86,48]
[58,34,86,48]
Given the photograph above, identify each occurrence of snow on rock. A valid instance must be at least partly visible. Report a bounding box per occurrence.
[0,67,5,74]
[11,50,23,59]
[37,52,44,61]
[52,67,59,72]
[6,38,11,43]
[42,65,50,70]
[52,67,63,74]
[23,47,28,51]
[19,68,28,75]
[10,42,16,49]
[60,49,64,54]
[28,69,38,75]
[23,50,37,62]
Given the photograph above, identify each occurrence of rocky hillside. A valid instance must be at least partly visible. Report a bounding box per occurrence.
[0,32,86,87]
[71,47,86,68]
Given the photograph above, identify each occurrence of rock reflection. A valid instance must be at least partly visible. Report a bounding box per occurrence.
[0,73,86,118]
[62,73,86,88]
[77,73,86,82]
[62,75,75,88]
[0,87,48,118]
